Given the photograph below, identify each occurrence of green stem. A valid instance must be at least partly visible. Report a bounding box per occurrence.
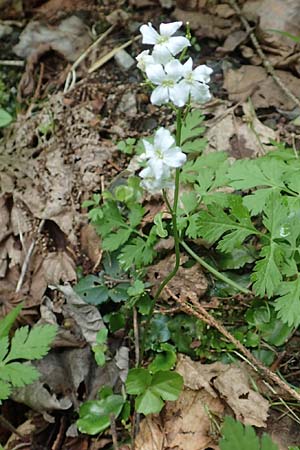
[180,240,252,295]
[140,109,184,361]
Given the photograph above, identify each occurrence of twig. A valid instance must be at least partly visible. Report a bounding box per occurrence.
[228,0,300,109]
[110,414,119,450]
[15,219,45,293]
[165,286,300,403]
[64,25,115,93]
[0,415,25,441]
[133,307,140,367]
[0,60,24,67]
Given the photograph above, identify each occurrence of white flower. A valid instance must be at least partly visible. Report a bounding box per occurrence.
[142,127,186,179]
[140,21,190,62]
[146,60,186,107]
[179,57,213,103]
[136,49,173,72]
[140,165,174,193]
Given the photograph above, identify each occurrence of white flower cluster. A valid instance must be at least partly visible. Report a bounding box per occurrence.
[136,21,213,107]
[139,128,186,193]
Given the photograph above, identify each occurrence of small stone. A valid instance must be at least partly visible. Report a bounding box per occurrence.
[0,24,13,39]
[114,49,135,72]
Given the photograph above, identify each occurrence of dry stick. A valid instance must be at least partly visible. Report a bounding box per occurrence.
[228,0,300,109]
[133,307,140,367]
[15,219,45,293]
[110,414,119,450]
[165,286,300,403]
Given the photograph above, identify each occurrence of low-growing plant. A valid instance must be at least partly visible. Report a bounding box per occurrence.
[76,19,300,441]
[0,305,57,402]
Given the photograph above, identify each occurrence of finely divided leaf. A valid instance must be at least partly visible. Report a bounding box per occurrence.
[0,304,23,339]
[275,278,300,327]
[119,237,156,270]
[220,416,278,450]
[251,243,283,298]
[0,380,11,401]
[190,199,258,252]
[5,324,57,362]
[102,228,132,251]
[0,362,39,387]
[180,109,207,154]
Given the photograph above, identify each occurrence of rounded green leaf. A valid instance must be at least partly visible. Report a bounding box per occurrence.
[151,371,183,401]
[0,109,12,128]
[126,368,151,395]
[135,390,164,415]
[77,395,124,435]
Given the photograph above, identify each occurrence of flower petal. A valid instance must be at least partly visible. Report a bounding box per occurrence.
[140,23,160,45]
[193,65,213,83]
[169,84,188,107]
[164,147,186,168]
[154,128,175,150]
[148,158,165,179]
[166,36,191,56]
[150,86,169,105]
[159,21,182,37]
[145,63,165,84]
[142,139,155,158]
[152,47,174,65]
[182,57,193,75]
[165,59,183,81]
[190,83,212,103]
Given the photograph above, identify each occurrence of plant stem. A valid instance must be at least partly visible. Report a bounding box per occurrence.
[180,240,252,295]
[140,109,183,360]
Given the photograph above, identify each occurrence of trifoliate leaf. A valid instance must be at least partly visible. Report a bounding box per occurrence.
[135,389,164,415]
[275,277,300,327]
[5,324,57,362]
[220,416,278,450]
[150,371,183,401]
[0,363,39,387]
[126,368,152,395]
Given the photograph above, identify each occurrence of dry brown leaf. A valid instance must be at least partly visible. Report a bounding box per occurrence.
[0,196,10,242]
[205,102,276,157]
[135,416,164,450]
[42,251,77,285]
[147,254,208,301]
[80,224,102,265]
[224,65,300,111]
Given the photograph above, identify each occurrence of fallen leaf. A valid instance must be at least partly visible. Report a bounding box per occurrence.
[80,224,102,265]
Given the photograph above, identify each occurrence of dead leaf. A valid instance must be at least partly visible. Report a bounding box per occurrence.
[147,254,208,301]
[13,16,91,62]
[80,224,102,265]
[42,251,77,284]
[205,102,276,157]
[224,65,300,111]
[135,417,164,450]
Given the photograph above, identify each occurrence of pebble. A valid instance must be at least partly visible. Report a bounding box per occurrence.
[114,49,135,72]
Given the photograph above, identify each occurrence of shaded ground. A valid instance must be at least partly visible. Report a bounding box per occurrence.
[1,0,300,449]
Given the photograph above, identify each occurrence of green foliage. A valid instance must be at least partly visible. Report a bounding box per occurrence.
[77,394,125,435]
[126,368,183,415]
[92,328,108,366]
[219,417,278,450]
[180,109,207,153]
[0,108,12,127]
[0,318,57,402]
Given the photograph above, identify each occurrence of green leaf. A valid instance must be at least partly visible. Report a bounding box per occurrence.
[0,108,13,127]
[126,368,152,395]
[5,325,57,362]
[180,109,207,153]
[74,275,109,305]
[0,337,9,362]
[0,363,39,387]
[119,237,156,270]
[150,371,183,401]
[127,279,145,297]
[251,243,283,297]
[0,380,11,401]
[77,395,124,435]
[191,198,258,252]
[148,344,177,373]
[102,228,132,251]
[275,277,300,327]
[135,389,164,415]
[219,416,279,450]
[0,304,23,338]
[154,212,168,238]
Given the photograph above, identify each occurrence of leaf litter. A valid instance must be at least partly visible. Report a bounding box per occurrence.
[1,0,300,448]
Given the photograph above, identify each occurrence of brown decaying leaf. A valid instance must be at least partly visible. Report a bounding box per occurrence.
[147,254,208,302]
[80,224,102,265]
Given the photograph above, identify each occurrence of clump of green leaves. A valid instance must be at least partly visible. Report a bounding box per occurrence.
[0,305,57,402]
[219,416,278,450]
